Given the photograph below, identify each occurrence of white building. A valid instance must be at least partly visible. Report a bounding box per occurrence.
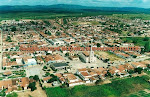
[49,39,65,46]
[79,46,96,63]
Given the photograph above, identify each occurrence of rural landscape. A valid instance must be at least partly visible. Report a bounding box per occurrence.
[0,1,150,97]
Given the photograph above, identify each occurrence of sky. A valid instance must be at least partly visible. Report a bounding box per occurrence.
[0,0,150,8]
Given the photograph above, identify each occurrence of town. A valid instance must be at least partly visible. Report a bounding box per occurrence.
[0,15,150,97]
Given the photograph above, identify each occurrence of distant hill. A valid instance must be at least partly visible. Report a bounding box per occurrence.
[0,4,150,14]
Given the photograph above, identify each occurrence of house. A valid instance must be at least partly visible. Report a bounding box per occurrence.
[42,77,52,83]
[36,56,44,64]
[63,38,75,44]
[93,67,107,79]
[69,56,79,61]
[76,68,91,83]
[2,71,12,76]
[140,60,150,66]
[76,68,98,83]
[55,73,84,87]
[108,66,120,76]
[43,54,65,63]
[117,65,129,77]
[123,63,134,70]
[63,73,84,87]
[131,62,147,69]
[0,77,31,94]
[55,73,65,84]
[114,52,130,59]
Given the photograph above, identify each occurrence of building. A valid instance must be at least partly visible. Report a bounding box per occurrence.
[63,73,84,87]
[49,39,65,46]
[0,77,31,94]
[24,58,37,67]
[76,68,98,83]
[50,63,70,70]
[79,46,96,63]
[43,54,65,64]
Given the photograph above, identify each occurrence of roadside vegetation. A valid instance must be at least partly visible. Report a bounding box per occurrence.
[45,75,150,97]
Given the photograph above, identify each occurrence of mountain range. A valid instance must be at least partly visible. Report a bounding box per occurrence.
[0,4,150,14]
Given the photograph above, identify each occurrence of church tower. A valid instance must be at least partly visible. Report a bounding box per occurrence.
[89,44,94,63]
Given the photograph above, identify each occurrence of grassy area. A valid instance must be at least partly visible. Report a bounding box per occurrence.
[112,14,150,20]
[95,51,124,61]
[72,22,79,26]
[0,12,80,21]
[120,37,150,46]
[0,12,111,21]
[45,76,150,97]
[144,70,150,75]
[126,89,150,97]
[90,21,100,25]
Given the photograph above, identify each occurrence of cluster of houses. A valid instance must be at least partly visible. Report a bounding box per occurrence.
[41,60,150,87]
[0,77,34,94]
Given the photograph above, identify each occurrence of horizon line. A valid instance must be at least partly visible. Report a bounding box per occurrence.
[0,4,149,9]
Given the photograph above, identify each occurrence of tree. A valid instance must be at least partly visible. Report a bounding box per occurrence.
[44,21,51,26]
[127,69,135,74]
[47,78,57,83]
[45,72,50,76]
[95,79,103,85]
[53,26,56,29]
[134,67,143,74]
[147,64,150,68]
[65,53,69,57]
[143,37,149,41]
[47,75,58,83]
[6,36,12,42]
[132,55,137,58]
[29,76,34,79]
[28,82,37,91]
[45,30,51,36]
[43,66,47,70]
[97,43,101,47]
[11,26,16,32]
[0,89,6,96]
[144,41,150,52]
[2,67,6,70]
[55,32,61,36]
[105,71,112,77]
[6,92,18,97]
[33,75,39,81]
[132,38,137,44]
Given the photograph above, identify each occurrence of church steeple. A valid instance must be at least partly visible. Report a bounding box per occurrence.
[89,41,94,63]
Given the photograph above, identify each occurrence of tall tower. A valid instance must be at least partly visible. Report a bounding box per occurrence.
[89,44,94,63]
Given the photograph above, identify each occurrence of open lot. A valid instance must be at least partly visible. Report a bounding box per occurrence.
[17,82,47,97]
[95,51,124,61]
[26,66,44,79]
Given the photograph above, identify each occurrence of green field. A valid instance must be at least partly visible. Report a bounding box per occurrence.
[112,14,150,20]
[45,76,150,97]
[126,89,150,97]
[0,12,81,21]
[120,37,150,46]
[0,12,112,21]
[1,12,148,21]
